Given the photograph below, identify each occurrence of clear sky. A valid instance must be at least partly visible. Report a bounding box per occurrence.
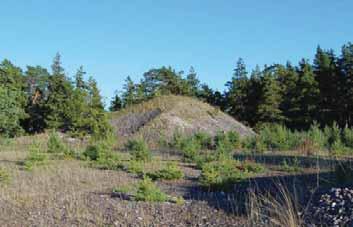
[1,0,352,105]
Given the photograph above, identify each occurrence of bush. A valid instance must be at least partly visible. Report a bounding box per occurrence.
[342,126,353,149]
[169,131,187,149]
[126,160,144,174]
[180,138,201,162]
[324,122,341,148]
[24,143,48,170]
[147,162,184,180]
[199,159,264,190]
[226,131,241,149]
[307,122,327,151]
[126,139,151,162]
[214,132,233,154]
[95,152,122,170]
[242,136,266,153]
[259,124,300,151]
[83,142,111,161]
[135,177,168,202]
[194,132,212,149]
[0,167,10,184]
[47,131,68,153]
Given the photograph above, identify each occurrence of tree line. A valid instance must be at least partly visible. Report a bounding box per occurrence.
[0,53,109,138]
[1,42,352,138]
[111,42,353,131]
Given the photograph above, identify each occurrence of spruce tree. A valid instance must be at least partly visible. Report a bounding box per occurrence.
[45,53,74,130]
[256,66,283,125]
[225,58,249,122]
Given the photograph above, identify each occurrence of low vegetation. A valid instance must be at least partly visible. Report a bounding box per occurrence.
[135,177,168,202]
[147,162,184,180]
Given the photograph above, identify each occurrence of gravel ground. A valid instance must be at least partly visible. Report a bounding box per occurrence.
[305,187,353,227]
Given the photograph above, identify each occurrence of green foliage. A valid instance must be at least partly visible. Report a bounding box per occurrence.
[194,132,212,149]
[306,122,327,151]
[0,167,11,184]
[135,177,168,202]
[126,160,144,174]
[126,139,151,162]
[242,136,266,153]
[0,86,26,137]
[24,143,48,170]
[279,159,302,173]
[179,138,201,163]
[199,159,265,190]
[47,131,67,153]
[342,126,353,149]
[147,162,184,180]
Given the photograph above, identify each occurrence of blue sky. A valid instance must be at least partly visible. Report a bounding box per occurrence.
[1,0,352,105]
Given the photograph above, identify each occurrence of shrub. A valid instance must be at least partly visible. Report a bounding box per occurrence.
[330,140,348,156]
[307,122,327,151]
[242,136,266,153]
[242,161,266,173]
[126,139,151,162]
[279,159,302,173]
[342,126,353,149]
[95,152,122,170]
[83,142,111,161]
[260,124,298,151]
[214,132,233,153]
[180,138,201,162]
[194,132,212,149]
[126,160,144,174]
[200,159,265,190]
[0,167,10,184]
[170,131,186,149]
[135,177,168,202]
[324,122,341,148]
[24,143,48,170]
[147,162,184,180]
[47,131,68,153]
[226,131,241,149]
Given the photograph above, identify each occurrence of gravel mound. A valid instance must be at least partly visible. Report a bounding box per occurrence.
[306,187,353,227]
[110,95,255,146]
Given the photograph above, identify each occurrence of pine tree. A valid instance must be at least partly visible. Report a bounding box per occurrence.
[22,66,50,133]
[186,66,200,96]
[295,59,320,129]
[45,53,74,130]
[122,76,136,107]
[225,58,249,122]
[314,47,341,126]
[110,92,123,111]
[256,65,283,125]
[340,43,353,126]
